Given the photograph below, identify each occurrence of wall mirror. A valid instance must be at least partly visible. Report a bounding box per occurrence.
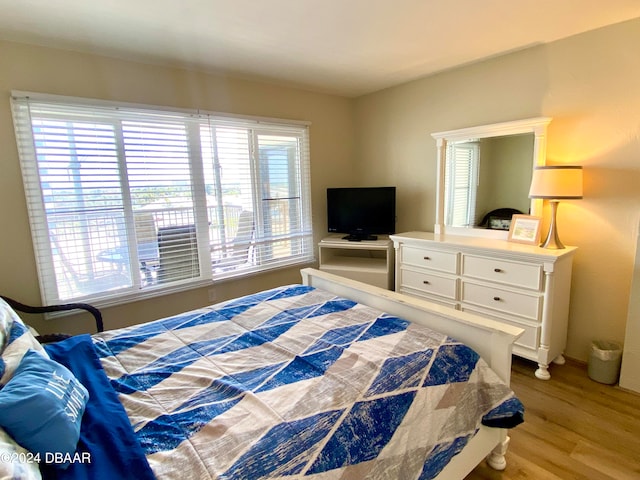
[432,117,551,238]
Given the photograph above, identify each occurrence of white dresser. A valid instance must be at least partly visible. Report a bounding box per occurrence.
[390,231,577,379]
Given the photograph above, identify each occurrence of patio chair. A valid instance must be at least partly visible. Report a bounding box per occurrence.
[212,210,255,271]
[156,224,199,283]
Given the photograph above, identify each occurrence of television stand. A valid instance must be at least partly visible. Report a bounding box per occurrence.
[318,235,394,289]
[342,234,378,242]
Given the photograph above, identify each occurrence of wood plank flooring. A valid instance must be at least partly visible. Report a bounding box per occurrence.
[465,356,640,480]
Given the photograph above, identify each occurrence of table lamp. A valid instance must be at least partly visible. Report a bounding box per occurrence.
[529,165,583,249]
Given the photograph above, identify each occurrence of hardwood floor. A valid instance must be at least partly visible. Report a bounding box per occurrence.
[466,356,640,480]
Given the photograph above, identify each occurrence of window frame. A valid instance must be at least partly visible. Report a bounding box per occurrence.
[11,91,314,308]
[444,141,480,227]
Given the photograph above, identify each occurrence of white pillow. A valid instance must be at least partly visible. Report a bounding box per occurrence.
[0,427,42,480]
[0,298,49,387]
[0,298,13,350]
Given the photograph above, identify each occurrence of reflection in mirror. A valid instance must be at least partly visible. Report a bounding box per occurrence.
[433,117,551,238]
[445,133,534,227]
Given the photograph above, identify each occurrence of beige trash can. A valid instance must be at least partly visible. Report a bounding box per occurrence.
[587,341,622,385]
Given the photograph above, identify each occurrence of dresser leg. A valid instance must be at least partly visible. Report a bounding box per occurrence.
[535,363,551,380]
[486,435,510,471]
[552,354,566,365]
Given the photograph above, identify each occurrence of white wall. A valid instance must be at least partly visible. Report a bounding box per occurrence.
[353,18,640,362]
[0,39,355,334]
[620,220,640,392]
[3,20,640,365]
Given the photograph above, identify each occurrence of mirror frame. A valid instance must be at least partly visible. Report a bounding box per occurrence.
[432,117,552,239]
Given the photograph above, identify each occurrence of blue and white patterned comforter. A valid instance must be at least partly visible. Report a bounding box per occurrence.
[92,284,523,479]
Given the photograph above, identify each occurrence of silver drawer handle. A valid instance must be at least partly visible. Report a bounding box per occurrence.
[493,296,501,301]
[494,268,503,273]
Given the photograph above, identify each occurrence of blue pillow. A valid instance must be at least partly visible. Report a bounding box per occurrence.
[0,349,89,463]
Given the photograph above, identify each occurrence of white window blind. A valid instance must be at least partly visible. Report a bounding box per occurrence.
[11,93,313,306]
[444,141,479,227]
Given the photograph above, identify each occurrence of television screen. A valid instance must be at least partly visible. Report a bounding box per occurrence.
[327,187,396,241]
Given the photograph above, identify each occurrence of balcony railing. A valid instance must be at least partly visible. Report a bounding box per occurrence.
[46,200,301,300]
[48,204,246,298]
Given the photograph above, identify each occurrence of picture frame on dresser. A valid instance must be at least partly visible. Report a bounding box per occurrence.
[507,215,542,245]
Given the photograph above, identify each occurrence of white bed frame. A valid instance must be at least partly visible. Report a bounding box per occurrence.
[301,268,524,478]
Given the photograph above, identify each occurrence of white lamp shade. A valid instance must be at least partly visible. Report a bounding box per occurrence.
[529,166,583,199]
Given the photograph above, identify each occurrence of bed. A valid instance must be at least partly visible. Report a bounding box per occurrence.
[0,268,524,480]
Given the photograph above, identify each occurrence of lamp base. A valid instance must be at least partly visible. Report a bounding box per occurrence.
[540,200,565,249]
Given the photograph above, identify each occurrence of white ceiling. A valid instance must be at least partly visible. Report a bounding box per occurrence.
[1,0,640,97]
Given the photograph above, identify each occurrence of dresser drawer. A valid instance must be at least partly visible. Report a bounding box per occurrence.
[462,305,540,351]
[462,254,543,290]
[461,281,541,321]
[402,246,458,274]
[401,268,458,300]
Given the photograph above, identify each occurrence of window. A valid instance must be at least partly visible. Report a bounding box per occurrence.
[444,141,479,227]
[11,93,313,306]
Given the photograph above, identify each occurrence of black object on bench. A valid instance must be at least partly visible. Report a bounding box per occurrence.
[0,295,104,334]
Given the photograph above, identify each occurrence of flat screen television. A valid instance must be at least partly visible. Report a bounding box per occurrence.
[327,186,396,241]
